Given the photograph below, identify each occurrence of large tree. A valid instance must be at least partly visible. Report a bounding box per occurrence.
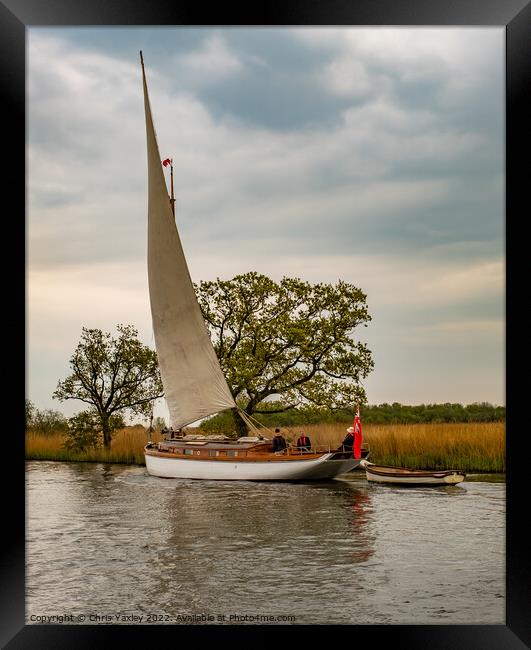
[54,324,164,447]
[195,272,374,435]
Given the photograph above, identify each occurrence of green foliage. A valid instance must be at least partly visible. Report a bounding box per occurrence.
[25,399,35,428]
[27,403,69,435]
[195,272,373,419]
[153,416,166,431]
[54,324,164,447]
[63,410,126,452]
[360,402,505,424]
[63,411,101,452]
[109,413,126,430]
[201,401,505,434]
[201,410,238,436]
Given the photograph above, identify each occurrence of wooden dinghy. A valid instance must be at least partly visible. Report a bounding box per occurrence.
[359,460,466,485]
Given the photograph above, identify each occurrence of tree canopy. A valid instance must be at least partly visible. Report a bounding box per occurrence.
[195,272,373,434]
[54,324,164,447]
[25,399,68,435]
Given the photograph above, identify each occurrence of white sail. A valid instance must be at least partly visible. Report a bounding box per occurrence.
[141,55,236,428]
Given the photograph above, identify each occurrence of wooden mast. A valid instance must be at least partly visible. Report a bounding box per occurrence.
[170,159,175,217]
[141,51,175,218]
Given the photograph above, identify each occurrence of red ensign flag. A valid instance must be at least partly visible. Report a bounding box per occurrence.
[353,406,362,459]
[162,158,171,167]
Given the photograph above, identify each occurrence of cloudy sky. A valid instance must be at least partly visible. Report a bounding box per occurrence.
[28,27,504,421]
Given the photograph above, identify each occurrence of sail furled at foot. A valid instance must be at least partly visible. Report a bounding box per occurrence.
[141,54,236,428]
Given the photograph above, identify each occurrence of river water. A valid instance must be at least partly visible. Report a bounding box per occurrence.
[26,461,505,625]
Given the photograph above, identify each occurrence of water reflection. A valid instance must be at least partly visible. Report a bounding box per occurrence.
[134,477,379,616]
[159,480,376,563]
[26,463,505,625]
[347,486,375,563]
[366,482,467,496]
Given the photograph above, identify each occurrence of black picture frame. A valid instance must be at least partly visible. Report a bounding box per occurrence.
[5,0,529,647]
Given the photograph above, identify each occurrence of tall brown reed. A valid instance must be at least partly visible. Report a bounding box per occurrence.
[283,422,505,472]
[25,426,161,465]
[26,422,505,472]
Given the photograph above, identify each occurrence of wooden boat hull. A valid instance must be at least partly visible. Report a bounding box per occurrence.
[360,460,465,485]
[145,450,361,481]
[365,472,465,485]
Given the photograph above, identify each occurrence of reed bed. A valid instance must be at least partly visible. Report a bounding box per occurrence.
[25,426,162,465]
[282,422,505,472]
[26,422,505,472]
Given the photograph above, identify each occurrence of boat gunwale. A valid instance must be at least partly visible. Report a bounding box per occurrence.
[363,463,466,478]
[144,445,358,463]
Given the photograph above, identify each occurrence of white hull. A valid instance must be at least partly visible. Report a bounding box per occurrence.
[145,452,361,481]
[365,472,464,485]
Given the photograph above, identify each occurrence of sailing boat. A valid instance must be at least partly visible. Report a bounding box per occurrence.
[140,52,367,480]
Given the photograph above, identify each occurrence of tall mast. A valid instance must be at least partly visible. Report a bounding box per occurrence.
[170,159,175,217]
[140,48,236,429]
[141,51,175,219]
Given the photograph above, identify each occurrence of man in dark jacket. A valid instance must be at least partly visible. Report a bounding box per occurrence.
[341,426,354,452]
[271,428,287,452]
[295,432,311,451]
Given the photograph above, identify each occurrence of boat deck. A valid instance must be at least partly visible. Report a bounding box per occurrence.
[145,439,369,463]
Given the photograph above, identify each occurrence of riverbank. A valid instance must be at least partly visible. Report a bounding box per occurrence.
[25,426,158,466]
[25,422,505,472]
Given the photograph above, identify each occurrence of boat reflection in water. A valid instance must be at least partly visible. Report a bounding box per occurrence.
[27,462,505,625]
[139,476,376,616]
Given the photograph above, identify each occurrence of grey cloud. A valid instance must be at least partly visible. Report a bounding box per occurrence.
[29,218,145,269]
[27,28,504,409]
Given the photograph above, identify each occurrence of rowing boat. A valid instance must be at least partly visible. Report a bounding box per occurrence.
[359,460,465,485]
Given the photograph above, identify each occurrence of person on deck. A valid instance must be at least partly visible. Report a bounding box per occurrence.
[295,432,311,451]
[271,428,287,452]
[341,426,354,452]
